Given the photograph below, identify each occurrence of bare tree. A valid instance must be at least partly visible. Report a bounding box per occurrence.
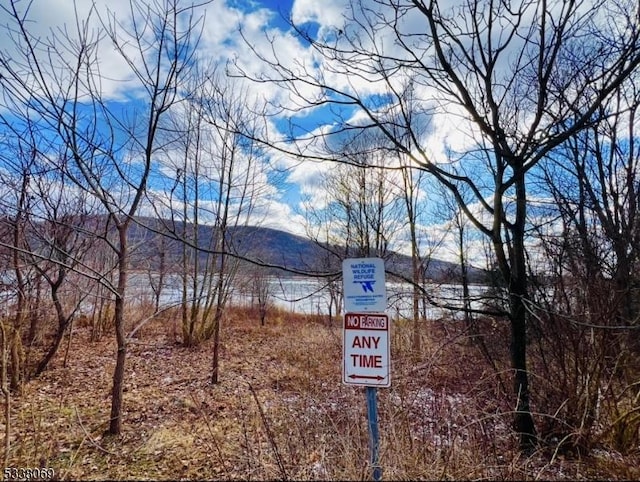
[0,146,36,390]
[0,0,207,434]
[382,80,434,352]
[305,132,405,261]
[0,135,41,463]
[251,266,273,326]
[147,66,270,383]
[542,80,640,330]
[300,216,344,323]
[430,178,478,331]
[527,73,640,450]
[31,189,98,376]
[236,0,640,449]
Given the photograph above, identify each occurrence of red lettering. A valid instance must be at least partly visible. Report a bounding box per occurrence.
[346,315,359,328]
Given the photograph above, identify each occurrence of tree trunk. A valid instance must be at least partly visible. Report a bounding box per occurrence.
[458,218,474,335]
[108,226,128,435]
[509,284,537,449]
[34,279,71,376]
[211,306,222,384]
[34,312,70,376]
[1,320,11,469]
[410,221,421,354]
[508,172,537,450]
[210,251,226,384]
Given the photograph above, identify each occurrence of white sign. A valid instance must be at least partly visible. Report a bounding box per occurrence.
[342,258,386,312]
[343,312,390,387]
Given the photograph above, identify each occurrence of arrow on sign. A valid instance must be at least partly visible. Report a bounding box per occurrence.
[349,374,385,381]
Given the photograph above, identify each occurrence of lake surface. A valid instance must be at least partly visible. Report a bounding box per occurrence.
[266,278,488,320]
[128,273,489,321]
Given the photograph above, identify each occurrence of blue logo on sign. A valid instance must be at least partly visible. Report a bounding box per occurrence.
[356,280,376,293]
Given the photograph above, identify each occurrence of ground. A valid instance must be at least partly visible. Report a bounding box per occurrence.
[4,307,640,480]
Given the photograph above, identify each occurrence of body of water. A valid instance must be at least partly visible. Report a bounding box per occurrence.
[127,273,489,321]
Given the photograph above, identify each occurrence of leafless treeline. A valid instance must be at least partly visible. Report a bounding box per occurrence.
[0,0,639,456]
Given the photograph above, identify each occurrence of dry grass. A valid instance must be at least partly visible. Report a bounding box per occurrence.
[3,306,639,480]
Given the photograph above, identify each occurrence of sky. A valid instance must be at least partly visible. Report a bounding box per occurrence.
[0,0,493,265]
[2,0,638,282]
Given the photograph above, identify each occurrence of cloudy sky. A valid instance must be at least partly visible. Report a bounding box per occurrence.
[0,0,484,264]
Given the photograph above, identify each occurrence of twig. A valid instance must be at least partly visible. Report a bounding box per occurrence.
[188,392,231,479]
[75,407,118,455]
[247,382,288,481]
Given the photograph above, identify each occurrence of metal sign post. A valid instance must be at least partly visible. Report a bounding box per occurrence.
[342,258,389,481]
[366,386,382,481]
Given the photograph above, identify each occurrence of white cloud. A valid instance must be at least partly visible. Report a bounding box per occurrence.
[0,0,469,248]
[254,197,309,236]
[291,0,349,29]
[1,0,580,274]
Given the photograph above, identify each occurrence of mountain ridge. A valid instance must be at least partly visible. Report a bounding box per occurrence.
[128,216,486,282]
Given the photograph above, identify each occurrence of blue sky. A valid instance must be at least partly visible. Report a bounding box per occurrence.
[3,0,636,274]
[0,0,482,264]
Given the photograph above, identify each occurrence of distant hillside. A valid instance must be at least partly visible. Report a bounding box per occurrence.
[127,216,486,283]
